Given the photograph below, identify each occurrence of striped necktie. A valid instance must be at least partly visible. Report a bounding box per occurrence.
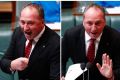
[25,40,33,58]
[87,39,96,63]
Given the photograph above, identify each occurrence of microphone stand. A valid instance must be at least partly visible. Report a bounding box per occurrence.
[88,69,89,80]
[86,62,92,80]
[80,63,86,80]
[83,69,85,80]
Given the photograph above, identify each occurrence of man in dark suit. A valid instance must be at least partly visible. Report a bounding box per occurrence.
[62,4,120,80]
[0,3,60,80]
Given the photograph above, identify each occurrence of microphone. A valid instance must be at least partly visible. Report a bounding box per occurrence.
[86,62,92,80]
[80,63,86,70]
[86,62,92,69]
[80,63,86,80]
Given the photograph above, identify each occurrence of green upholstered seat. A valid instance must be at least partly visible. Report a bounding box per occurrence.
[110,16,120,32]
[61,9,74,36]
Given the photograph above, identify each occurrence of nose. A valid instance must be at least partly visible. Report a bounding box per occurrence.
[91,24,97,32]
[24,23,29,31]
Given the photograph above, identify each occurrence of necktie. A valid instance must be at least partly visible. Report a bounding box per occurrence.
[25,40,33,58]
[87,39,96,63]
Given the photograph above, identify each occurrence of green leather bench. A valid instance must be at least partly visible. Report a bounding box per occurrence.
[62,13,120,35]
[0,24,18,80]
[61,9,74,36]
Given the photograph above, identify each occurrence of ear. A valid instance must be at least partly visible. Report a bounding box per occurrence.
[82,20,85,26]
[41,19,44,25]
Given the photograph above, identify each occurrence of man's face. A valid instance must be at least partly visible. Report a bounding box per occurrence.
[19,7,44,40]
[83,7,106,39]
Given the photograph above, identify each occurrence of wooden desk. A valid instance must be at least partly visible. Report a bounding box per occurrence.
[0,1,16,31]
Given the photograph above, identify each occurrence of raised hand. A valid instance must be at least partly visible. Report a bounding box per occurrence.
[96,53,113,79]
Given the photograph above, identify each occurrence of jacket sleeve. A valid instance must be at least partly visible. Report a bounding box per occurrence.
[0,28,19,74]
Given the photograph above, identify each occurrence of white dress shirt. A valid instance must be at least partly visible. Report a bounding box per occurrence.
[25,26,45,58]
[85,31,102,57]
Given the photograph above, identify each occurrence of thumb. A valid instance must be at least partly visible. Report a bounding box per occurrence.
[96,63,101,71]
[21,58,29,64]
[61,76,65,80]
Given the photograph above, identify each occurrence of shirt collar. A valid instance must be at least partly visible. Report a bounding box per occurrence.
[34,26,45,43]
[85,31,102,43]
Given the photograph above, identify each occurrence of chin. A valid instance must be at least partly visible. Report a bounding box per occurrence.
[25,36,31,40]
[90,34,98,39]
[90,35,96,39]
[92,36,98,39]
[25,35,32,40]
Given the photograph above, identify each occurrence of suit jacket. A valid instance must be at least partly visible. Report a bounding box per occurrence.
[62,24,120,80]
[0,26,60,80]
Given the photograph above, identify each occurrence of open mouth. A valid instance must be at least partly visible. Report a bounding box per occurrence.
[25,31,32,35]
[91,32,97,35]
[90,32,97,37]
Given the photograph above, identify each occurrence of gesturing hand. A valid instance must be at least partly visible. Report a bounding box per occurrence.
[96,53,113,79]
[11,57,29,71]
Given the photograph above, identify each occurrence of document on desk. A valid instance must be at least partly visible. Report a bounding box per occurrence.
[65,63,87,80]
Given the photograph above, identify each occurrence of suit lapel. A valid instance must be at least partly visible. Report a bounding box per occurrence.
[18,33,26,57]
[76,26,87,63]
[80,27,87,62]
[29,26,49,63]
[94,27,111,64]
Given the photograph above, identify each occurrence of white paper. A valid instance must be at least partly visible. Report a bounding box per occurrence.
[65,63,87,80]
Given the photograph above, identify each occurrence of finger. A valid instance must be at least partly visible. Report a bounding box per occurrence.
[20,59,25,64]
[96,63,101,71]
[102,53,107,64]
[23,59,29,64]
[105,53,107,64]
[110,59,113,68]
[61,76,65,80]
[18,66,25,71]
[21,61,28,66]
[107,55,110,65]
[21,58,29,64]
[102,54,104,65]
[19,63,28,71]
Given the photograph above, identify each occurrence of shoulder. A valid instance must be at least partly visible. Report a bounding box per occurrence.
[13,27,23,35]
[12,27,24,40]
[45,26,59,38]
[63,24,84,38]
[103,26,120,42]
[44,26,60,44]
[104,26,120,37]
